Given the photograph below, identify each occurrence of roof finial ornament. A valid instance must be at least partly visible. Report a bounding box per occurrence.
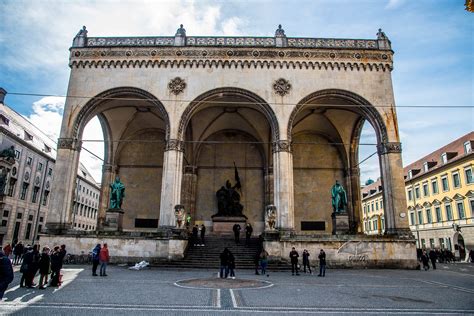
[176,24,186,37]
[76,25,88,37]
[275,24,286,37]
[377,28,387,40]
[72,25,88,48]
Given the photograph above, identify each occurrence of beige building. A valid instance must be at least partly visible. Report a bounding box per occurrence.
[38,25,416,267]
[0,99,99,246]
[362,132,474,260]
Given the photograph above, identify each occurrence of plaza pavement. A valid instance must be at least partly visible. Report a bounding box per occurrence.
[1,262,473,315]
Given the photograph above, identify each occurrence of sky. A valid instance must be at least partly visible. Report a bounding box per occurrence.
[0,0,472,183]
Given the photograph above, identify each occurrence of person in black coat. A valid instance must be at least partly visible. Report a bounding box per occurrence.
[233,224,241,244]
[318,249,326,277]
[289,247,300,276]
[0,249,14,299]
[50,246,62,287]
[421,250,430,271]
[245,223,253,246]
[92,244,101,276]
[302,249,312,274]
[200,224,206,246]
[192,225,199,246]
[228,250,236,279]
[13,242,24,265]
[38,247,51,289]
[219,248,230,278]
[22,245,40,288]
[429,250,437,270]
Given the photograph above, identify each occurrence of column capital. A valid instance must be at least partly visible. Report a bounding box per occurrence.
[377,142,402,155]
[165,139,185,152]
[102,164,113,172]
[57,138,82,151]
[272,140,292,153]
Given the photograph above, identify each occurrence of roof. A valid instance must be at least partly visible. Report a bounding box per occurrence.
[361,178,383,200]
[404,132,474,181]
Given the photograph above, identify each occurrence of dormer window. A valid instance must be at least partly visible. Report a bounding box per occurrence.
[423,162,429,172]
[441,153,448,164]
[0,114,9,125]
[24,131,33,141]
[464,141,472,154]
[44,144,51,153]
[408,170,413,179]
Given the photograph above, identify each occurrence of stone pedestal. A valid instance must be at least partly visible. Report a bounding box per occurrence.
[104,209,124,232]
[212,216,247,235]
[332,213,350,235]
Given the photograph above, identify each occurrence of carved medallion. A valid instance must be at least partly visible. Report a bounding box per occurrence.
[272,140,292,153]
[273,78,291,96]
[168,77,186,95]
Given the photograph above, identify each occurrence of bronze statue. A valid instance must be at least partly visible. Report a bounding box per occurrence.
[331,180,347,214]
[213,163,244,217]
[109,176,125,209]
[0,145,15,163]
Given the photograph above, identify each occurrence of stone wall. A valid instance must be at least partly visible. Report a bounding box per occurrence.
[39,233,187,263]
[264,236,418,269]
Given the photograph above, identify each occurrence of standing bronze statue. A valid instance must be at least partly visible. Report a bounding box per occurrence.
[0,145,16,163]
[213,162,245,217]
[331,180,347,214]
[109,176,125,209]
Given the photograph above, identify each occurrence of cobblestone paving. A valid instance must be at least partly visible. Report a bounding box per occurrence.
[1,263,473,315]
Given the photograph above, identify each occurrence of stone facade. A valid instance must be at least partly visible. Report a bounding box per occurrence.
[43,25,414,266]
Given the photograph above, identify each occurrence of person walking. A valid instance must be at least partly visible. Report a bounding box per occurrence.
[421,250,430,271]
[245,223,253,246]
[200,224,206,246]
[3,243,12,259]
[259,248,269,276]
[50,246,62,287]
[99,243,110,276]
[254,248,261,275]
[13,242,24,265]
[318,249,326,277]
[302,249,312,274]
[219,248,230,278]
[0,248,14,299]
[38,247,51,289]
[25,245,40,288]
[228,250,236,279]
[429,249,437,270]
[92,244,101,276]
[192,225,199,246]
[233,223,241,244]
[290,247,300,276]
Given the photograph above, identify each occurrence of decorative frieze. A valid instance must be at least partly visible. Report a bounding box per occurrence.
[165,139,185,152]
[272,140,292,153]
[168,77,186,95]
[57,138,82,151]
[377,142,402,155]
[273,78,291,96]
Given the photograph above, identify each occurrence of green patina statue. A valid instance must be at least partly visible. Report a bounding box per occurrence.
[0,145,15,162]
[109,176,125,209]
[331,180,347,214]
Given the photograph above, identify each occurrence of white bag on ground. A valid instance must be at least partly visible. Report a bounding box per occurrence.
[129,261,150,270]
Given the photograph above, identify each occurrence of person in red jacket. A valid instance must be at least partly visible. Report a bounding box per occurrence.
[99,243,110,276]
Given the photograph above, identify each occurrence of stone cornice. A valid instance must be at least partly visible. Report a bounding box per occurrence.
[165,139,185,152]
[57,137,82,151]
[377,142,402,155]
[69,47,393,71]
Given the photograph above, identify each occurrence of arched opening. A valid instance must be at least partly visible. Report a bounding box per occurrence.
[74,87,169,231]
[180,88,278,234]
[289,89,386,234]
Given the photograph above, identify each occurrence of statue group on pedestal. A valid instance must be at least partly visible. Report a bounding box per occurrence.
[109,176,125,209]
[214,163,244,217]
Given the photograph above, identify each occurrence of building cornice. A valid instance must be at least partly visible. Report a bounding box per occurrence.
[0,126,55,162]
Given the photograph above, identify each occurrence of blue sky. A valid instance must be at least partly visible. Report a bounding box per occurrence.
[0,0,472,182]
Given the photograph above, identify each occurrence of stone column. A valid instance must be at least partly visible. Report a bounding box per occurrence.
[264,168,274,208]
[97,164,114,230]
[181,165,197,222]
[349,167,362,233]
[378,142,411,236]
[272,140,294,231]
[45,138,81,233]
[159,139,184,227]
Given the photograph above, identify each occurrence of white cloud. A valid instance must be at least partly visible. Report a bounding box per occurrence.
[385,0,406,9]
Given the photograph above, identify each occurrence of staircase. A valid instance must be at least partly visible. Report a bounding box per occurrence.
[151,235,262,270]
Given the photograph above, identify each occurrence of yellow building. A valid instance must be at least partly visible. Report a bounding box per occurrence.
[362,132,473,260]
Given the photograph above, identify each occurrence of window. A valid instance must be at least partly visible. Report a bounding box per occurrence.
[421,239,426,249]
[441,176,449,191]
[423,162,429,172]
[1,220,7,227]
[2,210,8,217]
[441,153,448,164]
[44,144,51,153]
[417,210,423,225]
[38,225,42,234]
[465,168,473,184]
[452,172,461,188]
[25,223,32,239]
[369,221,372,231]
[435,206,442,222]
[14,150,20,160]
[410,212,415,225]
[381,218,385,231]
[415,186,420,199]
[42,191,49,206]
[423,183,429,197]
[431,179,439,194]
[429,238,435,249]
[16,213,22,219]
[445,203,453,221]
[48,168,52,176]
[426,208,432,224]
[456,201,465,219]
[39,216,44,222]
[439,238,445,249]
[28,214,33,221]
[24,131,33,141]
[0,114,9,125]
[464,141,472,154]
[407,190,413,201]
[7,178,16,197]
[32,186,39,203]
[20,182,29,200]
[470,199,474,213]
[371,203,374,212]
[408,170,413,179]
[447,237,452,251]
[26,157,32,166]
[373,220,378,231]
[38,162,43,171]
[376,202,379,210]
